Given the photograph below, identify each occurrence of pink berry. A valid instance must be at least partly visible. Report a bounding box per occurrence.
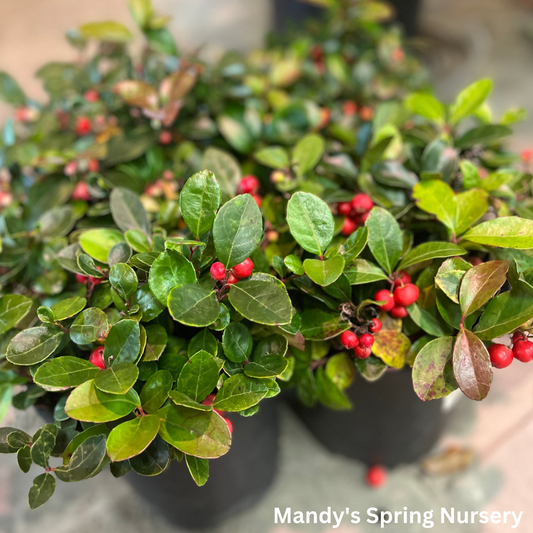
[71,181,90,201]
[84,89,99,103]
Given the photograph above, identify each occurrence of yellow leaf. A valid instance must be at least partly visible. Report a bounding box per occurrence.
[372,329,411,369]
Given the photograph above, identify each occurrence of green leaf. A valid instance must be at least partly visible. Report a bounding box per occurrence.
[78,253,104,278]
[0,428,31,453]
[0,295,33,335]
[0,71,26,105]
[212,374,268,412]
[31,424,58,467]
[168,284,220,327]
[109,263,138,300]
[254,146,289,169]
[450,79,492,125]
[129,435,170,475]
[28,473,55,509]
[62,425,110,464]
[461,217,533,249]
[168,390,212,411]
[304,256,345,287]
[65,379,139,422]
[354,355,388,382]
[222,322,253,363]
[338,226,369,264]
[34,357,99,391]
[188,329,218,357]
[474,292,533,340]
[0,384,12,425]
[176,350,219,402]
[343,259,388,285]
[287,192,334,256]
[315,367,351,409]
[201,147,241,198]
[134,285,165,322]
[107,415,160,461]
[50,297,87,321]
[129,0,153,29]
[145,28,178,55]
[299,309,350,341]
[398,242,466,270]
[125,230,150,253]
[412,337,457,401]
[70,308,109,345]
[365,207,402,275]
[227,275,292,325]
[80,229,125,264]
[142,324,167,362]
[140,370,174,413]
[17,445,32,473]
[325,352,355,390]
[284,254,305,275]
[180,170,221,239]
[6,326,63,366]
[185,455,209,486]
[292,133,325,176]
[405,92,444,122]
[455,125,512,149]
[435,258,472,303]
[408,303,453,337]
[459,261,509,317]
[55,435,109,482]
[95,362,139,394]
[453,328,492,401]
[104,319,141,365]
[244,356,288,378]
[213,194,263,268]
[157,404,231,458]
[79,21,133,43]
[148,250,197,304]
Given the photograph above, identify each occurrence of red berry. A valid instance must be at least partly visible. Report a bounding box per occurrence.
[227,274,239,285]
[238,176,260,194]
[521,149,533,163]
[390,305,408,318]
[366,465,387,488]
[71,181,90,201]
[351,193,374,213]
[369,318,382,333]
[374,290,395,312]
[340,331,359,349]
[337,202,352,216]
[202,394,216,407]
[75,116,92,135]
[341,217,357,236]
[233,258,254,279]
[394,283,419,307]
[512,339,533,363]
[87,159,99,173]
[159,131,172,145]
[210,262,226,281]
[512,331,525,343]
[251,193,262,208]
[224,417,233,435]
[357,211,371,224]
[393,271,411,287]
[354,345,372,359]
[89,275,103,285]
[488,344,513,369]
[359,106,374,122]
[76,273,88,284]
[89,346,106,369]
[84,89,99,103]
[359,333,374,348]
[342,100,358,117]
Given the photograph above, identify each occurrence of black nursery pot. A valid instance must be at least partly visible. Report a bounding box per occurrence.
[288,369,444,468]
[126,398,280,530]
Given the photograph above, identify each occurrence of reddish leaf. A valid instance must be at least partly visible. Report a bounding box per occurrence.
[453,328,492,401]
[459,260,508,317]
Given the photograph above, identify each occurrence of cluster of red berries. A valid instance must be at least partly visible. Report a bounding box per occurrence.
[339,193,374,236]
[76,271,103,288]
[340,318,382,359]
[237,175,262,208]
[202,393,233,434]
[488,332,533,369]
[210,258,254,286]
[374,272,419,319]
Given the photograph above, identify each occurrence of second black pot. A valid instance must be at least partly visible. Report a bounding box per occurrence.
[126,398,280,530]
[287,370,445,468]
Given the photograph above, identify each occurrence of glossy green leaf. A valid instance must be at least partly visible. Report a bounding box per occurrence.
[284,254,305,275]
[157,404,231,458]
[408,303,454,337]
[435,257,472,303]
[254,146,289,169]
[124,230,150,253]
[109,263,138,300]
[453,328,492,401]
[405,92,444,121]
[287,192,334,256]
[134,285,165,322]
[65,379,139,422]
[213,194,263,268]
[0,295,33,335]
[222,322,252,363]
[34,357,99,391]
[6,326,63,366]
[168,390,212,411]
[398,242,466,270]
[79,229,125,264]
[176,350,219,402]
[129,436,170,476]
[227,275,292,325]
[244,356,288,378]
[95,362,139,394]
[17,445,32,473]
[292,133,325,176]
[315,367,351,410]
[338,226,369,263]
[142,324,167,362]
[110,187,150,235]
[303,256,345,286]
[180,170,221,239]
[148,249,197,304]
[300,309,350,340]
[459,260,508,317]
[104,319,141,366]
[107,415,160,461]
[55,435,109,482]
[185,455,209,486]
[31,424,58,467]
[51,297,87,321]
[201,147,241,198]
[28,473,55,509]
[365,207,402,275]
[455,125,512,149]
[212,374,268,412]
[344,259,388,285]
[140,370,174,413]
[168,284,220,327]
[70,308,109,345]
[450,79,492,125]
[188,329,218,357]
[462,217,533,249]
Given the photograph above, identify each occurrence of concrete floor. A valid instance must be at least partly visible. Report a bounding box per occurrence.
[2,1,533,532]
